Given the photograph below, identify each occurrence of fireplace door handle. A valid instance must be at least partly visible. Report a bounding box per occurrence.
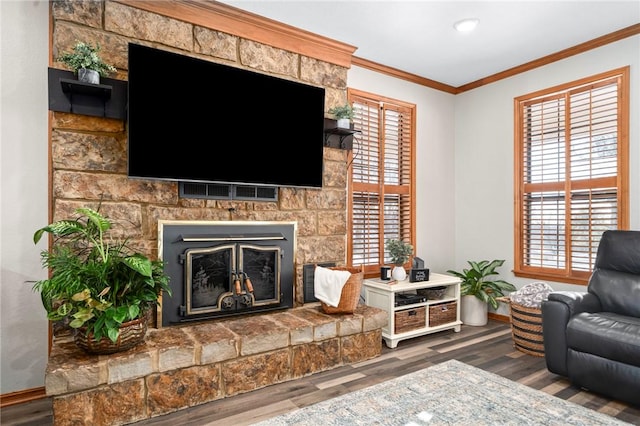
[244,275,254,294]
[233,273,242,294]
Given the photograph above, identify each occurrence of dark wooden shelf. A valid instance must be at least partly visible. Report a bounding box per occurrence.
[48,68,127,120]
[60,78,112,100]
[323,119,361,149]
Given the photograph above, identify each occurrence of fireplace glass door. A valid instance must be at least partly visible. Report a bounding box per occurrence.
[185,243,281,316]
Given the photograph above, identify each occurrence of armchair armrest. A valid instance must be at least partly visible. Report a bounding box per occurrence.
[541,291,601,375]
[547,291,601,315]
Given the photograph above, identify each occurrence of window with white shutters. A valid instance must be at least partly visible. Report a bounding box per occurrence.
[348,89,415,277]
[514,67,629,284]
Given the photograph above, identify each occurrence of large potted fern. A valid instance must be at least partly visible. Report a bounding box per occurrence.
[32,207,171,354]
[446,259,515,326]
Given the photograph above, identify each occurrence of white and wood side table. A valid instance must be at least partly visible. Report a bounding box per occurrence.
[363,272,462,348]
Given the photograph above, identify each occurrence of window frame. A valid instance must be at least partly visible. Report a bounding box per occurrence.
[513,67,629,285]
[347,88,416,278]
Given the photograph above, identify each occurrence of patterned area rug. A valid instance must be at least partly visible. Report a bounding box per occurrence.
[252,359,630,425]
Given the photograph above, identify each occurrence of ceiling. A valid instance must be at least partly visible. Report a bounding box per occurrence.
[218,1,640,88]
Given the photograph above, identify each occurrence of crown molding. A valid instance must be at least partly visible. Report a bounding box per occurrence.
[113,0,357,69]
[113,2,639,94]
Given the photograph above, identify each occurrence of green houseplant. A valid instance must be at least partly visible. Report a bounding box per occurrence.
[386,239,414,281]
[32,207,171,353]
[57,41,116,84]
[329,104,355,129]
[447,259,515,309]
[386,239,414,265]
[447,259,515,326]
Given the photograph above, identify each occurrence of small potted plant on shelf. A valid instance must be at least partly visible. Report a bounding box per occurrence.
[56,41,117,84]
[32,206,171,354]
[386,238,414,281]
[329,103,355,129]
[446,259,516,326]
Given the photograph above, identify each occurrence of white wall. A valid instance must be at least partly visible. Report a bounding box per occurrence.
[453,35,640,314]
[0,1,50,394]
[347,67,457,274]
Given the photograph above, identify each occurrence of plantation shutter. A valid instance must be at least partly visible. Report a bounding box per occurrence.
[349,90,415,276]
[515,68,628,283]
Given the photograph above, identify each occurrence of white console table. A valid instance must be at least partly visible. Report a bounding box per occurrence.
[363,272,462,348]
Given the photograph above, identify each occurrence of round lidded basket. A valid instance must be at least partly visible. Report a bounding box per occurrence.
[417,286,447,300]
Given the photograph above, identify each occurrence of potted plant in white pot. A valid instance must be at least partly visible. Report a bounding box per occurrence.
[57,41,117,84]
[386,239,414,281]
[32,206,171,354]
[329,103,355,129]
[446,259,516,326]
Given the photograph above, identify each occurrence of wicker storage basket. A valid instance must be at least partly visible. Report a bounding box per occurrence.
[320,267,364,314]
[500,297,545,357]
[395,307,426,333]
[429,301,457,327]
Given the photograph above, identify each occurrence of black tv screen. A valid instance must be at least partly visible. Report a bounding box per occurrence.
[127,43,325,188]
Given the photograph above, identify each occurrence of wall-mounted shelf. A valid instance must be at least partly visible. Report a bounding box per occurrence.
[323,118,361,149]
[48,68,127,120]
[60,78,112,100]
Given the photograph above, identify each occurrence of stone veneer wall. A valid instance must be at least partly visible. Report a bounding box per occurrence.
[50,0,352,309]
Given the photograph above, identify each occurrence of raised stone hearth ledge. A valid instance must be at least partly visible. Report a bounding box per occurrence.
[45,304,387,426]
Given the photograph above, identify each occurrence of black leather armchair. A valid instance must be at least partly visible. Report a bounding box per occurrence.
[541,230,640,406]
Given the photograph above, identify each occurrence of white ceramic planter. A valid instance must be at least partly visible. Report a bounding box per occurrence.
[337,118,351,129]
[391,265,407,281]
[460,295,488,326]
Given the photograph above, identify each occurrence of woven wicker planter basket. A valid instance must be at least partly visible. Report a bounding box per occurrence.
[74,310,150,354]
[500,297,545,357]
[320,267,364,314]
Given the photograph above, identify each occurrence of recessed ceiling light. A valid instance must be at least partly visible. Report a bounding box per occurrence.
[454,18,479,32]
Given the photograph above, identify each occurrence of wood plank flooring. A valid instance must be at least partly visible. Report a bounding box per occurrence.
[2,320,639,425]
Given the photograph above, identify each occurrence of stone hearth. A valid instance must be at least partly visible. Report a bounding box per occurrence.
[45,304,387,425]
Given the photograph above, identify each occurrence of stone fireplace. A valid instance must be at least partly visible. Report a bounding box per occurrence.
[44,3,380,424]
[159,221,296,326]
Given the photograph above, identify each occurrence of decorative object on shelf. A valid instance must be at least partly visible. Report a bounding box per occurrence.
[56,41,116,84]
[410,256,429,282]
[380,266,391,280]
[386,238,414,281]
[447,259,515,326]
[32,206,171,354]
[391,265,407,281]
[417,285,446,300]
[329,103,355,129]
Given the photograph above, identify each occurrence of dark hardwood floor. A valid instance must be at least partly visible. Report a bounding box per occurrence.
[3,320,639,425]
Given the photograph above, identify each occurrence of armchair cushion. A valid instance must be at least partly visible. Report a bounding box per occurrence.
[568,312,640,367]
[588,229,640,317]
[589,269,640,317]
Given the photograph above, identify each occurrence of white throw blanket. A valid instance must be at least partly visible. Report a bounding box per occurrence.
[314,266,352,307]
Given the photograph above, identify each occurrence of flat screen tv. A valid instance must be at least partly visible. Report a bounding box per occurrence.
[127,43,326,188]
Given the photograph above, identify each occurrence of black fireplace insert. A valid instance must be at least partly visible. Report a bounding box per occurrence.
[158,221,296,327]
